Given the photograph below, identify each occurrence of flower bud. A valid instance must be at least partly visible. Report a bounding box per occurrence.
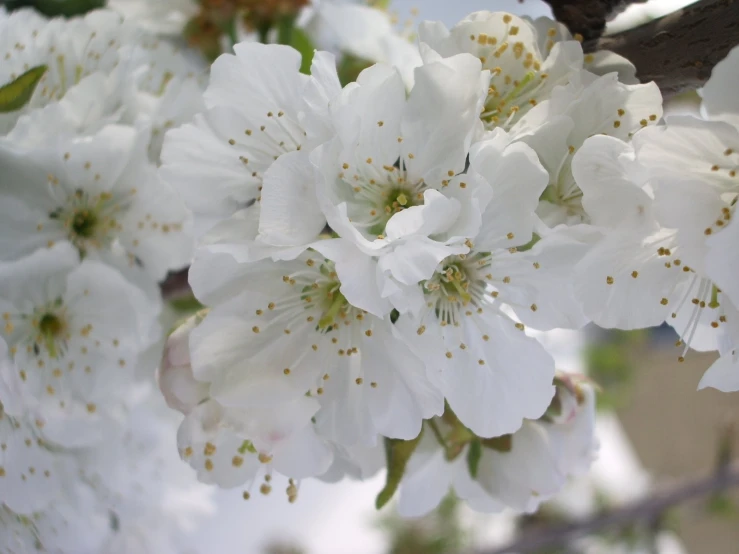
[158,313,210,415]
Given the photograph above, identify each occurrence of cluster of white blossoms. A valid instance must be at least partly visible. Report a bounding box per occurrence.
[0,7,213,552]
[3,0,739,545]
[158,10,639,516]
[574,43,739,394]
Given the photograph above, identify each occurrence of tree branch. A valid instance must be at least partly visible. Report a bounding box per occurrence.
[543,0,648,40]
[584,0,739,96]
[482,463,739,554]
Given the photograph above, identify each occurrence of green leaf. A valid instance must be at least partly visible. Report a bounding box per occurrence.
[466,439,482,479]
[375,432,423,509]
[5,0,105,17]
[289,27,315,75]
[0,65,47,114]
[480,434,512,452]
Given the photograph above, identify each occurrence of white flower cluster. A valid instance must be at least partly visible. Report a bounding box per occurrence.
[575,44,739,393]
[159,11,628,516]
[0,7,212,552]
[3,0,738,541]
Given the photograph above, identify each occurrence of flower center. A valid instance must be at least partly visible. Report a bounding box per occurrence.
[367,186,420,236]
[71,209,98,239]
[37,311,66,358]
[481,70,539,129]
[423,254,490,325]
[39,313,63,338]
[49,189,126,255]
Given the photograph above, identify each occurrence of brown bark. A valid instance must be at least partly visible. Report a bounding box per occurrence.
[543,0,648,39]
[585,0,739,96]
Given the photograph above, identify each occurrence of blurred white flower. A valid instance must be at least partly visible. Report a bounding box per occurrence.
[0,244,156,446]
[0,123,192,289]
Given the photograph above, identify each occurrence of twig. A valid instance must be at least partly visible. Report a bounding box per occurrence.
[483,463,739,554]
[585,0,739,95]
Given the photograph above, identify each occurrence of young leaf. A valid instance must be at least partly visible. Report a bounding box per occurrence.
[0,65,48,114]
[376,432,423,509]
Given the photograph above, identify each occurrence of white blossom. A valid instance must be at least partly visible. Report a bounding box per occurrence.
[160,43,341,237]
[187,249,444,447]
[418,11,584,131]
[511,70,662,227]
[108,0,199,36]
[0,244,156,446]
[0,123,192,290]
[0,9,136,135]
[397,377,597,517]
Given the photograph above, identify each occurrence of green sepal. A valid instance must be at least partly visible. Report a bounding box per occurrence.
[480,434,512,453]
[0,65,47,114]
[466,439,482,479]
[375,432,423,510]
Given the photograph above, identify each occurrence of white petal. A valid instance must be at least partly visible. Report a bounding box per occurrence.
[206,43,307,116]
[573,135,654,229]
[698,351,739,392]
[470,132,549,249]
[310,239,390,317]
[258,149,325,248]
[575,228,687,329]
[397,431,452,517]
[701,44,739,123]
[402,53,488,186]
[635,116,739,192]
[706,216,739,309]
[397,312,555,438]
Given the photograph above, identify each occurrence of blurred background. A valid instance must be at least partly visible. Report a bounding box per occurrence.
[167,1,735,552]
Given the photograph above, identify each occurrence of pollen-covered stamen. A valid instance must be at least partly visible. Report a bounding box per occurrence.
[422,253,491,326]
[668,274,731,362]
[341,160,426,237]
[260,110,304,155]
[48,186,130,255]
[703,200,736,236]
[469,15,547,129]
[481,70,541,128]
[254,255,376,395]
